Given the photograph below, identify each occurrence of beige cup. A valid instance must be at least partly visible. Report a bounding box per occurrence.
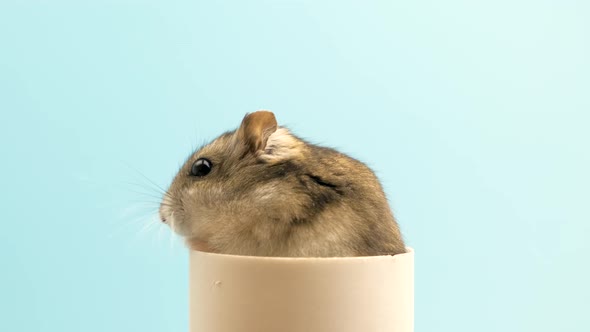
[189,248,414,332]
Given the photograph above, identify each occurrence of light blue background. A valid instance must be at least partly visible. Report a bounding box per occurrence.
[1,1,589,331]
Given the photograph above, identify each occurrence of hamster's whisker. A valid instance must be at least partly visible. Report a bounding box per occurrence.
[168,213,176,252]
[138,216,159,236]
[169,222,175,251]
[131,168,171,197]
[121,163,173,200]
[124,181,172,199]
[125,198,170,208]
[120,209,159,225]
[115,203,157,221]
[158,221,165,247]
[123,215,159,247]
[125,187,169,201]
[108,208,159,240]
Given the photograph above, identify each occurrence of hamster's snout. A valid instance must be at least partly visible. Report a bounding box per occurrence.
[159,194,173,224]
[159,205,170,224]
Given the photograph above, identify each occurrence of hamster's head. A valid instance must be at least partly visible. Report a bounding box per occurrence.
[159,111,309,253]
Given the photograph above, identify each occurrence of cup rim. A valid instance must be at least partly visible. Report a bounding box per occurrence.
[190,246,414,263]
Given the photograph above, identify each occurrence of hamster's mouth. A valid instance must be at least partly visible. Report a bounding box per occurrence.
[168,217,191,237]
[160,210,192,238]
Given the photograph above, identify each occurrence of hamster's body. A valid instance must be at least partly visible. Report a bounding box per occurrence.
[160,111,405,257]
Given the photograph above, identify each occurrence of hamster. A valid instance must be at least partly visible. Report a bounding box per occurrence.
[159,111,405,257]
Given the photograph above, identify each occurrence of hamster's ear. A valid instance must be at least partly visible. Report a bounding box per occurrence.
[237,111,278,153]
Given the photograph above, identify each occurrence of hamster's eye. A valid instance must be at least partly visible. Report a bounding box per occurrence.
[190,158,212,177]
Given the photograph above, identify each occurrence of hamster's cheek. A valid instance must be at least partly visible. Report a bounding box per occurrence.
[179,205,208,237]
[186,206,226,242]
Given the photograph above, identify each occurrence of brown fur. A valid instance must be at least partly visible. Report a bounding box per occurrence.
[160,111,405,257]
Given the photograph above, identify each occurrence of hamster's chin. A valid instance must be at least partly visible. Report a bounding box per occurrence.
[185,237,212,252]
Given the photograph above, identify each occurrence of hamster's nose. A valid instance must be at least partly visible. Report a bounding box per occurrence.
[159,213,167,223]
